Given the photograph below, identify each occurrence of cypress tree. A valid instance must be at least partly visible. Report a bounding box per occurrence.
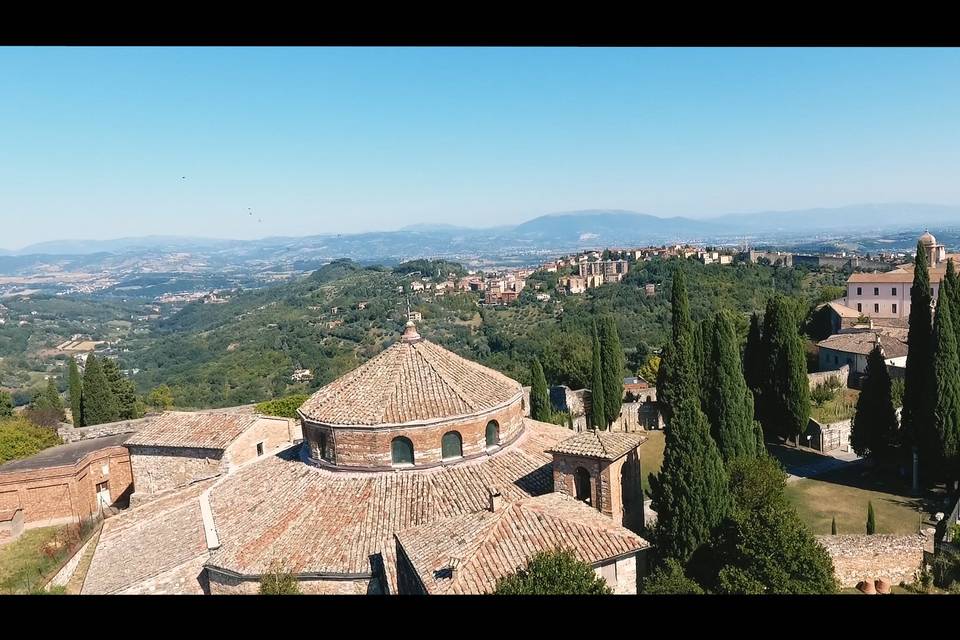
[932,286,960,485]
[945,259,960,340]
[850,344,899,463]
[866,501,876,535]
[44,377,64,418]
[650,271,729,563]
[529,358,551,423]
[762,296,811,444]
[901,241,934,475]
[599,315,625,428]
[80,354,119,426]
[68,357,83,427]
[831,516,837,535]
[658,268,696,425]
[743,312,764,400]
[101,358,140,420]
[590,328,606,430]
[651,390,730,563]
[0,390,12,418]
[704,310,757,461]
[753,420,766,456]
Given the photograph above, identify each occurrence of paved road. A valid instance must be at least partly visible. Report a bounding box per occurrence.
[784,451,863,483]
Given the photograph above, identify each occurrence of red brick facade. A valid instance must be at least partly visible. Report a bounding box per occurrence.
[303,398,524,470]
[0,445,132,530]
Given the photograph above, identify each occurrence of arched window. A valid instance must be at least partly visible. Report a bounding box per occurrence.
[574,467,592,505]
[317,432,334,463]
[441,431,463,460]
[391,437,414,466]
[485,421,500,448]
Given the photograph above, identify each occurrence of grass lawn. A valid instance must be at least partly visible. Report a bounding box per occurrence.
[640,430,665,494]
[0,526,68,594]
[785,465,924,535]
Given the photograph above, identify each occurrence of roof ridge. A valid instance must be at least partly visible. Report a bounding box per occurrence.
[413,340,484,412]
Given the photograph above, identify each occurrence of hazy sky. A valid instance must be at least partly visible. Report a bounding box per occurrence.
[2,47,959,249]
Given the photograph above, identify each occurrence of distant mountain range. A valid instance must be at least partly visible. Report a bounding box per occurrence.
[5,203,960,258]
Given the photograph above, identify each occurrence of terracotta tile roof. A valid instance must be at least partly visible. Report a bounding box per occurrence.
[823,301,861,318]
[204,418,573,592]
[82,479,215,594]
[847,268,945,283]
[124,411,260,450]
[547,430,646,461]
[816,331,908,359]
[298,337,522,426]
[395,492,650,594]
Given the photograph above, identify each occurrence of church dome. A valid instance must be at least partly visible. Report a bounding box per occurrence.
[299,322,521,426]
[298,322,526,471]
[920,230,937,247]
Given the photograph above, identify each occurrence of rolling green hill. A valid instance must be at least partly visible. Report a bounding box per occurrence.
[120,257,847,409]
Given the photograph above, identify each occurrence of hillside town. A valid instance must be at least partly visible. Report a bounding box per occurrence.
[1,230,959,596]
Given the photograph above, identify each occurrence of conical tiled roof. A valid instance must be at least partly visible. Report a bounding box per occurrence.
[298,323,522,426]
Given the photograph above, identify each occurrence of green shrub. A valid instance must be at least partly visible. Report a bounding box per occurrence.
[494,549,612,595]
[259,562,301,594]
[0,417,62,464]
[255,394,310,419]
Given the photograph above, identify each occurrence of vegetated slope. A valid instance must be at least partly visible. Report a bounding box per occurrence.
[124,257,847,409]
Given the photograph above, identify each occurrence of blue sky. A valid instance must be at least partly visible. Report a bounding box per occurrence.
[1,47,959,248]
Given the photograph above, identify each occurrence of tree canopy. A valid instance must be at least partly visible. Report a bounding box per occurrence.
[493,549,613,595]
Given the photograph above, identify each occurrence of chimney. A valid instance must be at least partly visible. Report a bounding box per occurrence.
[448,557,461,578]
[487,486,503,512]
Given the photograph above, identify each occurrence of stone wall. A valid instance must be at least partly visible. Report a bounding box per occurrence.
[47,525,101,589]
[58,416,154,444]
[816,534,928,587]
[128,446,224,500]
[593,554,641,595]
[808,417,852,453]
[0,445,132,529]
[207,569,377,595]
[808,365,850,391]
[303,398,524,470]
[0,508,24,545]
[523,385,589,430]
[225,416,298,468]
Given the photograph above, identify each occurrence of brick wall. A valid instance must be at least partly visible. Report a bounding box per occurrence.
[303,399,524,470]
[128,446,224,499]
[553,455,604,510]
[0,445,132,529]
[816,534,928,587]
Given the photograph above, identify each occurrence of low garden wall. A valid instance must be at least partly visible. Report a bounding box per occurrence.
[808,365,849,391]
[816,534,928,588]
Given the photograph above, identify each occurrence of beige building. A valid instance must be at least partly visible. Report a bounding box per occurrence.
[81,321,651,595]
[844,231,957,319]
[124,411,300,505]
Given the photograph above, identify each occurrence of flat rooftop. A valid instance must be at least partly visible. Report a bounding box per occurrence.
[0,433,132,474]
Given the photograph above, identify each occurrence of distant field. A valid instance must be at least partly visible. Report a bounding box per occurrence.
[56,340,102,352]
